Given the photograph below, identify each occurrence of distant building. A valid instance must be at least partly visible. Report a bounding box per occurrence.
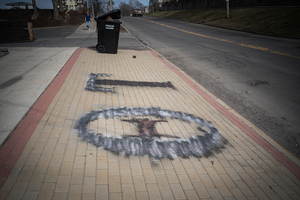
[5,2,33,9]
[149,0,170,12]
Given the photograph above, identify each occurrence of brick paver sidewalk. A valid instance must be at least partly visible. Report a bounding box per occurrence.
[0,48,299,200]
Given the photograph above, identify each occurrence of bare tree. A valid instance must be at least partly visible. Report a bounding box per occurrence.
[119,0,144,16]
[52,0,59,20]
[92,0,106,17]
[129,0,144,8]
[31,0,39,20]
[59,0,64,12]
[119,2,133,16]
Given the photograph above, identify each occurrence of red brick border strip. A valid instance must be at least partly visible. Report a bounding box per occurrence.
[0,47,84,189]
[149,50,300,179]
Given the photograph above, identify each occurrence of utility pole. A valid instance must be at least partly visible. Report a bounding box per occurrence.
[149,1,153,13]
[106,0,112,12]
[106,0,108,12]
[91,0,94,17]
[226,0,229,18]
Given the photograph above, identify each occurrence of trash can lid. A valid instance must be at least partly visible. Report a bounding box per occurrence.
[96,9,121,20]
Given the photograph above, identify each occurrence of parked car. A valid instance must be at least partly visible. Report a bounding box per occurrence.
[132,8,143,17]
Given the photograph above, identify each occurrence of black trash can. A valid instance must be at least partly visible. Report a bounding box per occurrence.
[95,9,122,54]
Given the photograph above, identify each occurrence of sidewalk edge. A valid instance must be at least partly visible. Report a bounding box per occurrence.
[0,47,85,189]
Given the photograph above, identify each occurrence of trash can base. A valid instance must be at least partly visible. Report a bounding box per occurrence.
[96,44,106,53]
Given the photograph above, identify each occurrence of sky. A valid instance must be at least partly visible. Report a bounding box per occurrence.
[0,0,150,10]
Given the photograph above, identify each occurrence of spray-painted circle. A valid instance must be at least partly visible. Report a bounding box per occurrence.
[75,107,226,160]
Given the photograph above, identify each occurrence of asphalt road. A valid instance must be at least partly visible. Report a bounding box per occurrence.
[120,16,300,158]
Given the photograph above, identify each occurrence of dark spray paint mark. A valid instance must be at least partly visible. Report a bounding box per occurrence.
[85,73,176,92]
[75,107,227,160]
[85,73,113,92]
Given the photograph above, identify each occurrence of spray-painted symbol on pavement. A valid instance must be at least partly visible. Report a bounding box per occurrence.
[75,107,226,160]
[85,73,176,92]
[122,118,179,138]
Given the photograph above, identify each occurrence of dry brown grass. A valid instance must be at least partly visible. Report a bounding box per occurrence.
[147,7,300,38]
